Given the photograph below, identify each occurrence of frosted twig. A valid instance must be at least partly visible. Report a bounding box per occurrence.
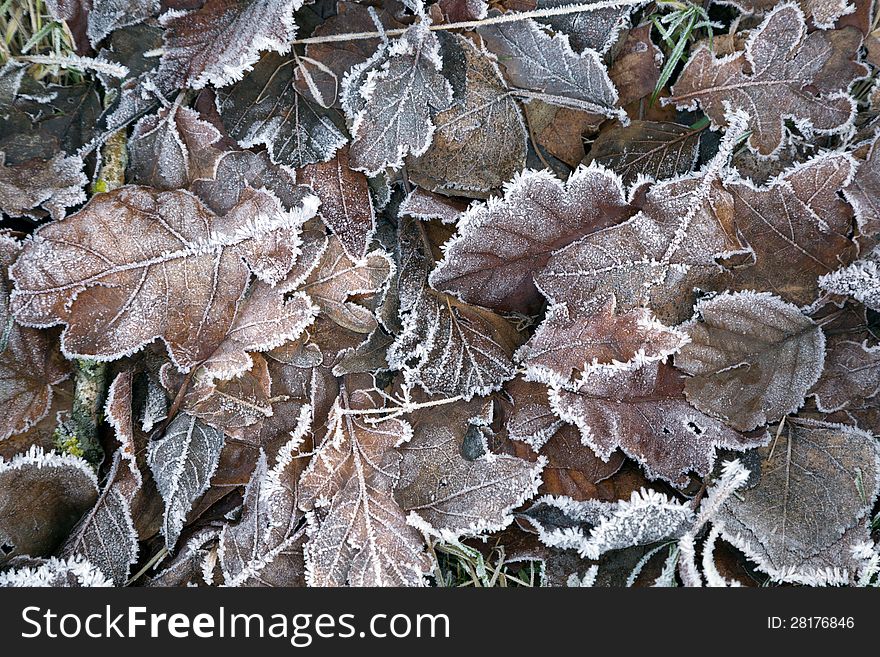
[18,54,129,78]
[337,393,463,421]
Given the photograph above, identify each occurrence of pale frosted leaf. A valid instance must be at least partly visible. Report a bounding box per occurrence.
[430,166,632,315]
[10,185,318,371]
[0,555,111,587]
[147,527,220,587]
[217,51,346,168]
[521,490,694,559]
[718,419,880,584]
[157,0,303,89]
[586,121,701,185]
[148,413,225,550]
[128,104,223,190]
[477,16,624,120]
[716,0,855,30]
[0,446,97,564]
[811,339,880,413]
[668,4,865,156]
[87,0,160,48]
[399,188,466,224]
[536,0,635,54]
[819,245,880,312]
[517,300,688,388]
[345,24,453,176]
[299,389,431,587]
[407,34,527,195]
[0,151,86,221]
[299,146,375,261]
[0,236,70,441]
[502,378,563,450]
[550,362,767,486]
[676,291,825,432]
[395,403,544,539]
[844,131,880,237]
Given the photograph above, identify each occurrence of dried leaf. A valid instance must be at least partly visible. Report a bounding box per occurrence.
[718,419,880,584]
[811,338,880,413]
[669,4,865,156]
[819,245,880,312]
[0,555,112,587]
[536,0,634,55]
[478,15,624,120]
[717,0,855,30]
[430,166,632,315]
[676,291,825,432]
[87,0,160,48]
[10,185,319,371]
[844,131,880,238]
[0,152,86,221]
[148,413,225,549]
[550,362,767,485]
[344,25,453,176]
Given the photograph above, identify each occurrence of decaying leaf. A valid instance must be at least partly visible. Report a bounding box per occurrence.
[536,0,634,55]
[676,291,826,432]
[148,413,225,549]
[718,419,880,584]
[344,24,453,176]
[10,185,318,371]
[669,4,865,156]
[298,389,431,586]
[811,339,880,413]
[844,131,880,237]
[717,0,855,31]
[0,152,86,221]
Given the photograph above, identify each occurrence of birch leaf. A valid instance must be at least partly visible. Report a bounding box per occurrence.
[345,24,454,176]
[668,4,865,157]
[477,16,624,120]
[147,413,225,550]
[10,185,318,372]
[718,419,880,584]
[430,166,632,315]
[676,291,826,432]
[298,389,431,587]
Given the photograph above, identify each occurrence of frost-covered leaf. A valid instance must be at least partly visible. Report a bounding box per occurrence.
[550,362,767,485]
[128,103,224,190]
[0,237,70,442]
[216,51,347,168]
[668,4,865,156]
[725,152,858,307]
[502,377,564,450]
[10,185,319,372]
[844,131,880,238]
[0,555,112,587]
[520,490,694,559]
[718,419,880,584]
[676,291,826,432]
[811,338,880,413]
[430,166,632,315]
[298,389,431,587]
[586,121,701,185]
[300,146,375,261]
[819,245,880,312]
[0,446,97,564]
[716,0,855,31]
[148,413,225,550]
[0,152,86,220]
[344,24,453,176]
[407,34,527,195]
[157,0,303,89]
[477,16,624,120]
[389,218,522,400]
[147,527,220,587]
[517,300,688,388]
[395,401,544,539]
[86,0,160,48]
[536,0,635,55]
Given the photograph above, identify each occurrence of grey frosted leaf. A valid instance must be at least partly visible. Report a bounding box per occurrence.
[148,413,225,550]
[811,339,880,413]
[521,490,694,559]
[333,329,393,376]
[668,4,866,156]
[298,390,431,587]
[844,131,880,237]
[478,16,624,121]
[128,104,223,190]
[87,0,160,48]
[147,527,220,587]
[550,362,767,486]
[586,121,701,185]
[0,151,86,221]
[0,446,98,565]
[430,166,632,315]
[0,236,70,442]
[395,404,544,539]
[216,51,347,169]
[536,0,634,54]
[715,0,855,31]
[0,555,112,587]
[61,484,139,585]
[345,24,454,176]
[157,0,304,89]
[407,33,527,195]
[819,245,880,312]
[399,188,466,224]
[676,291,826,432]
[718,419,880,584]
